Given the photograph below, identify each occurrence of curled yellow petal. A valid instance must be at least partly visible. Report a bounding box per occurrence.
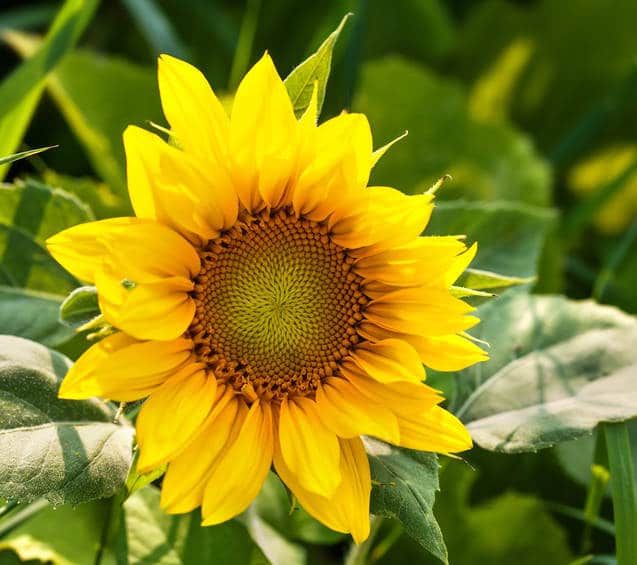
[58,332,193,401]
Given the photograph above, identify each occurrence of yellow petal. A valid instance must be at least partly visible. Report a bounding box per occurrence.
[274,436,371,544]
[292,113,373,219]
[354,236,469,287]
[161,387,242,513]
[357,322,488,371]
[315,377,400,444]
[201,400,274,525]
[96,269,195,341]
[123,126,238,243]
[348,339,424,384]
[230,52,298,211]
[136,364,217,473]
[414,333,488,371]
[58,333,192,401]
[444,243,477,287]
[397,405,472,453]
[330,187,433,253]
[343,363,442,415]
[278,397,341,497]
[158,54,229,166]
[46,217,148,282]
[365,286,478,336]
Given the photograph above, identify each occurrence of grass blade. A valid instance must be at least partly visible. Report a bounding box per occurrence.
[0,0,99,180]
[0,145,56,166]
[604,422,637,565]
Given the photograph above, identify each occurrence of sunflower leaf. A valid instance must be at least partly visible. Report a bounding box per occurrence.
[0,286,74,347]
[0,335,134,505]
[458,293,637,452]
[284,13,351,119]
[365,438,448,564]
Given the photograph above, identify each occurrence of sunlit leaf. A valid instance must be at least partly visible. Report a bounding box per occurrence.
[458,294,637,452]
[284,14,350,119]
[0,286,73,347]
[0,335,134,505]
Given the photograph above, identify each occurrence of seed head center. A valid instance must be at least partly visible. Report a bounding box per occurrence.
[189,208,367,400]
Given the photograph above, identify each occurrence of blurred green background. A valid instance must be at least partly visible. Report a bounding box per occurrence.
[1,1,635,563]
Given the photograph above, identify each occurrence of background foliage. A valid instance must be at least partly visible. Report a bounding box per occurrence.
[0,0,636,564]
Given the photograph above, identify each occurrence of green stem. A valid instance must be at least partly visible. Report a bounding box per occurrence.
[0,499,48,539]
[94,491,127,565]
[228,0,261,91]
[580,433,610,553]
[604,422,637,565]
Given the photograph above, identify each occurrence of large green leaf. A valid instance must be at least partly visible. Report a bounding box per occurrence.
[284,14,350,119]
[0,179,90,293]
[366,438,447,564]
[6,32,163,210]
[456,294,637,452]
[0,178,93,244]
[0,499,110,565]
[0,224,78,293]
[353,56,551,205]
[0,0,98,180]
[0,335,134,505]
[0,286,73,347]
[427,201,556,278]
[111,486,269,565]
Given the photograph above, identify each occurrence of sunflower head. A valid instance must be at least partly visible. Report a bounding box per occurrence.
[47,52,487,543]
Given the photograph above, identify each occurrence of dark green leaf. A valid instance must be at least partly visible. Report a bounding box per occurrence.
[284,14,350,119]
[428,201,556,278]
[0,286,73,347]
[0,335,134,505]
[0,0,99,180]
[0,224,78,293]
[0,178,93,244]
[365,438,447,564]
[458,294,637,452]
[353,57,551,205]
[60,286,99,329]
[411,462,574,565]
[121,0,188,58]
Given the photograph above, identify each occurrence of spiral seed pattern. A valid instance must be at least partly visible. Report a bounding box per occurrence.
[189,208,367,401]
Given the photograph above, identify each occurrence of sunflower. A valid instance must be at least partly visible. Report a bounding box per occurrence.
[47,52,487,543]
